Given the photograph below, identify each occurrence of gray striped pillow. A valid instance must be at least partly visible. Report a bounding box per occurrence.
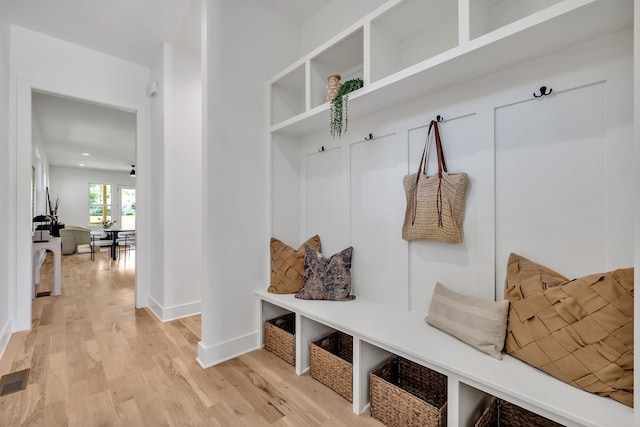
[426,282,509,360]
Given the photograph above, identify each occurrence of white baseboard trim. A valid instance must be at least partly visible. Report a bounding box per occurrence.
[0,318,12,360]
[147,296,163,321]
[147,297,201,322]
[162,301,201,322]
[196,332,259,368]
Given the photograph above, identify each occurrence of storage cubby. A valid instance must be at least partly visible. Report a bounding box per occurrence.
[310,28,364,109]
[296,316,335,375]
[456,383,496,427]
[370,0,458,83]
[310,331,354,402]
[370,356,448,427]
[260,301,295,365]
[261,299,292,324]
[354,339,395,413]
[469,0,563,40]
[270,63,306,125]
[263,311,296,366]
[475,396,564,427]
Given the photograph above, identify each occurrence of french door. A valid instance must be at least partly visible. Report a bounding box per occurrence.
[118,185,136,230]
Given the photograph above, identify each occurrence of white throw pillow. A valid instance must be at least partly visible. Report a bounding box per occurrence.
[426,282,509,360]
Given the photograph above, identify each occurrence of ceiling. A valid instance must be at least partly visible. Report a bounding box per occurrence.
[259,0,328,24]
[3,0,328,172]
[2,0,327,64]
[3,0,201,66]
[32,92,137,172]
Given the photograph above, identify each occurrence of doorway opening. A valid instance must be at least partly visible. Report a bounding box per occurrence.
[17,85,148,331]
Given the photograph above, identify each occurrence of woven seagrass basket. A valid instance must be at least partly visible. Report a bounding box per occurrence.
[370,357,447,427]
[310,331,353,402]
[475,398,564,427]
[264,313,295,366]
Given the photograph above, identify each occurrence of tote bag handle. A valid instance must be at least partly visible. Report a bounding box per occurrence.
[412,120,448,226]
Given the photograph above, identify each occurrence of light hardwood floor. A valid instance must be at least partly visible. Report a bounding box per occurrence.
[0,250,383,426]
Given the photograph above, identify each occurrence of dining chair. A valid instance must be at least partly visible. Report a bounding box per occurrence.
[90,230,113,261]
[116,231,135,261]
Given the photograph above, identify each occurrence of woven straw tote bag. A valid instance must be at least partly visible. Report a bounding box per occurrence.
[402,120,468,243]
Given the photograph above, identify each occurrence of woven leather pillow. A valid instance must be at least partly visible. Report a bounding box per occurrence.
[268,235,321,294]
[504,253,634,406]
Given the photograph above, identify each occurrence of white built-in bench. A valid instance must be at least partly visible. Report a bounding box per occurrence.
[256,290,633,427]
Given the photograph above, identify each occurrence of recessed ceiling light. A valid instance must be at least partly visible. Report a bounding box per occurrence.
[82,153,90,156]
[79,163,85,167]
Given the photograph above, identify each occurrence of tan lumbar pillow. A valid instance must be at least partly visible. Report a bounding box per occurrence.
[426,282,509,360]
[268,235,321,294]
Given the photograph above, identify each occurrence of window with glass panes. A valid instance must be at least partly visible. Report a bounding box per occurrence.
[89,183,112,225]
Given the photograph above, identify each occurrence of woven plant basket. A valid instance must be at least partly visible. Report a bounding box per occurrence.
[264,313,295,366]
[370,357,447,427]
[475,398,564,427]
[310,331,353,402]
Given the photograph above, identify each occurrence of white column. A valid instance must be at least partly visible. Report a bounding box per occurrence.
[198,0,226,367]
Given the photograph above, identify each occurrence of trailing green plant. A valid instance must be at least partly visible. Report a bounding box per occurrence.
[330,77,363,138]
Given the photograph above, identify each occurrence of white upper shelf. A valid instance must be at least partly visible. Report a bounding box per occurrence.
[269,0,632,137]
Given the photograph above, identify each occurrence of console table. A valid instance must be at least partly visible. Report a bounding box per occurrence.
[32,237,61,298]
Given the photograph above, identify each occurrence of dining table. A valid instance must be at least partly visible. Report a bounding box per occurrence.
[104,229,135,260]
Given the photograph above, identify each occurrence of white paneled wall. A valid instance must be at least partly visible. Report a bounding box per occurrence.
[271,134,302,245]
[496,81,616,290]
[407,113,487,311]
[349,133,407,306]
[498,82,634,284]
[271,29,634,315]
[304,147,348,256]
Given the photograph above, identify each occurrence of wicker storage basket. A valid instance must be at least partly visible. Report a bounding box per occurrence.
[370,357,447,427]
[310,331,353,402]
[475,398,564,427]
[264,313,295,365]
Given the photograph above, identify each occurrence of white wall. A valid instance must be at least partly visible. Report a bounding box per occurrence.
[31,123,51,217]
[162,44,202,320]
[198,0,301,367]
[0,8,11,356]
[147,42,203,321]
[149,48,166,310]
[48,166,135,228]
[9,26,151,330]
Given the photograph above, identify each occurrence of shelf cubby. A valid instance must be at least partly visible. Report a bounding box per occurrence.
[310,28,364,109]
[469,0,564,40]
[370,0,458,83]
[271,63,306,126]
[268,0,631,136]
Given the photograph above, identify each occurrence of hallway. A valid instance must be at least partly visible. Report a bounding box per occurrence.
[0,251,381,426]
